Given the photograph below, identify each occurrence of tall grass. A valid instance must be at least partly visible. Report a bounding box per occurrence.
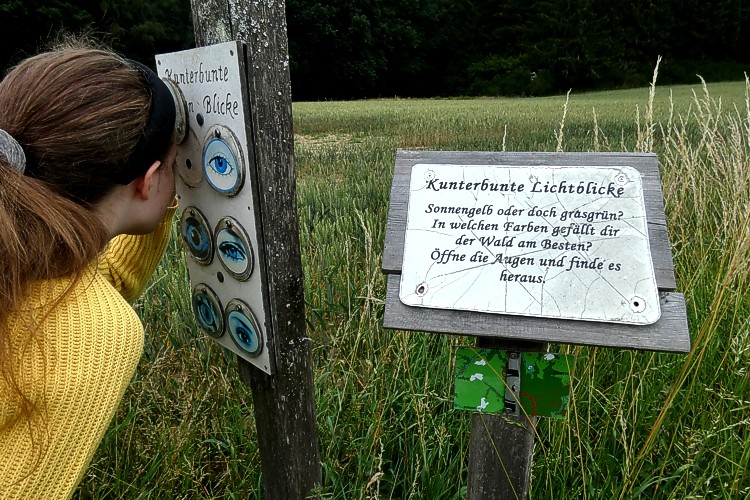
[76,77,749,498]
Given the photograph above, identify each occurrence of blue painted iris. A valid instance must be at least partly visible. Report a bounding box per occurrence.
[193,293,221,336]
[228,310,260,354]
[182,216,211,261]
[218,229,246,263]
[215,222,253,280]
[207,153,233,176]
[203,136,241,194]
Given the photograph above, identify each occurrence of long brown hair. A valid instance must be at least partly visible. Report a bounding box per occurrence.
[0,41,152,445]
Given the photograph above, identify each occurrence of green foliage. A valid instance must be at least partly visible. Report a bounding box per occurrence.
[100,0,194,62]
[286,0,750,98]
[1,0,749,97]
[0,0,193,73]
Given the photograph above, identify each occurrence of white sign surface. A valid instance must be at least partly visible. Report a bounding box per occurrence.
[400,164,661,325]
[156,42,273,374]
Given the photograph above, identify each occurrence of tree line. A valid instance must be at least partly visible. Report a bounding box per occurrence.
[1,0,748,100]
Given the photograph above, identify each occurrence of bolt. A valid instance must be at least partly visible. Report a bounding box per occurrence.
[509,352,519,359]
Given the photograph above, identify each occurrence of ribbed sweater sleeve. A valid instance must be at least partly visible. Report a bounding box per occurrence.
[97,205,178,302]
[0,206,177,499]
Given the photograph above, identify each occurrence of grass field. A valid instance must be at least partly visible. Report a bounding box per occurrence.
[76,74,750,498]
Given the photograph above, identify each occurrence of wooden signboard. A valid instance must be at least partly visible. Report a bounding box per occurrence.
[157,42,274,374]
[383,150,690,353]
[383,150,690,499]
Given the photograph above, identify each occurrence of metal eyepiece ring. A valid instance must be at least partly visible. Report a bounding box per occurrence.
[161,78,189,144]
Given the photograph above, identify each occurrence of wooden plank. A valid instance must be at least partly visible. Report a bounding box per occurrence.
[384,275,690,352]
[191,1,321,497]
[467,338,545,500]
[383,150,677,291]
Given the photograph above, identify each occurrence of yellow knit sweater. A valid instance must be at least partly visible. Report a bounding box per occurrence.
[0,206,176,499]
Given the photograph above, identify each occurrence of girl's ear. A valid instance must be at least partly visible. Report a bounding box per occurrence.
[132,160,162,200]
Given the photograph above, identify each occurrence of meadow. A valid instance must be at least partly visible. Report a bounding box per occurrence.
[76,72,750,498]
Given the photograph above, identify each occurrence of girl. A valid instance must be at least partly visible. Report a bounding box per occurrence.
[0,41,178,497]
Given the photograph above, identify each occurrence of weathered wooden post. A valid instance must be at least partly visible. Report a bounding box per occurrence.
[382,150,690,498]
[155,1,321,497]
[467,337,544,499]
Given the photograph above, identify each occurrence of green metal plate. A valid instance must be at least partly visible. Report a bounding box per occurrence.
[454,347,573,418]
[454,347,506,413]
[520,352,573,419]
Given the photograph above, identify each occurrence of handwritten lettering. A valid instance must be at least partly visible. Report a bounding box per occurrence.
[164,62,230,85]
[531,180,624,198]
[426,204,493,218]
[203,93,240,118]
[426,178,524,193]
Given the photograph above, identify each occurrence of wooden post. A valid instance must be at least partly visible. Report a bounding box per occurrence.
[190,1,321,497]
[467,338,545,500]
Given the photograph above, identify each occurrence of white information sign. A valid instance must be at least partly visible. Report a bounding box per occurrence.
[399,164,661,325]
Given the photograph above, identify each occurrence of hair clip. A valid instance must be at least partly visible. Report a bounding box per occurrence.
[0,128,26,174]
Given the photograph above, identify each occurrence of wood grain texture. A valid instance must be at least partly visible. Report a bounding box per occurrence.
[384,275,690,352]
[383,150,677,291]
[192,2,321,496]
[467,339,545,500]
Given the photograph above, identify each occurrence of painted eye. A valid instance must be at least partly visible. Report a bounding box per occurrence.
[181,207,213,264]
[191,284,223,338]
[226,301,262,356]
[207,153,234,176]
[195,295,219,330]
[218,240,246,262]
[202,127,244,196]
[214,218,254,281]
[186,222,210,253]
[233,319,252,344]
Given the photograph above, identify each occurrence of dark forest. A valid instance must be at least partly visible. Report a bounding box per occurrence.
[1,0,748,100]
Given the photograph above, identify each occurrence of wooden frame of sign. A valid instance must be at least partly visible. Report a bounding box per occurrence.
[383,150,690,353]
